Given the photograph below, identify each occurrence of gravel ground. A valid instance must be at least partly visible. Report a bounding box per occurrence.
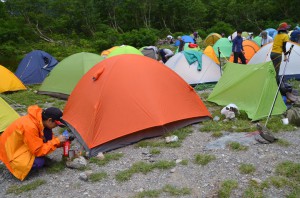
[1,123,300,198]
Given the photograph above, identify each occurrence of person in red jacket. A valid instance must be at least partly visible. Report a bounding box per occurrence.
[0,105,67,181]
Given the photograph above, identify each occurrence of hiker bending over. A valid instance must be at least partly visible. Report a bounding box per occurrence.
[260,31,273,47]
[159,49,174,63]
[0,106,67,181]
[232,30,246,64]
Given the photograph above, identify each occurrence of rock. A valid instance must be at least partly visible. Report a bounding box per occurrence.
[175,159,182,164]
[165,135,178,143]
[96,152,105,160]
[213,116,220,121]
[251,178,262,184]
[66,156,87,169]
[79,173,88,181]
[170,168,176,173]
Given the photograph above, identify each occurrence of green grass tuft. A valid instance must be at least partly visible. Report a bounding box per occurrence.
[115,160,176,182]
[149,148,161,155]
[194,154,216,166]
[218,180,238,198]
[6,179,46,195]
[45,159,66,174]
[89,172,108,182]
[180,159,189,166]
[228,142,248,151]
[212,131,223,137]
[276,138,291,147]
[162,184,191,196]
[268,176,290,188]
[134,190,161,198]
[89,152,124,166]
[135,127,193,148]
[275,161,300,181]
[239,163,256,174]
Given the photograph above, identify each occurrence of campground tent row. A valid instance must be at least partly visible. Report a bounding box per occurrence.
[1,37,300,157]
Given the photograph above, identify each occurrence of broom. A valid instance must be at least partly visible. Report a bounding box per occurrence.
[256,44,294,143]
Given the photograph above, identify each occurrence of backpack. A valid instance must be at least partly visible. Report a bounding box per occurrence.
[286,107,300,126]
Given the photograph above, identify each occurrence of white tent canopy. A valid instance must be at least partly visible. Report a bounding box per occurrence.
[165,52,222,85]
[248,42,300,79]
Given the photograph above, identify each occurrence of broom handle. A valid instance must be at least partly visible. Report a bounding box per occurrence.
[265,44,294,127]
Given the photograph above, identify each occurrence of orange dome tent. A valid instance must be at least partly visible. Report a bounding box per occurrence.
[63,54,211,156]
[229,40,260,63]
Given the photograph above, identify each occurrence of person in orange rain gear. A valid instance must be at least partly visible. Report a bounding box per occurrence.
[0,105,67,181]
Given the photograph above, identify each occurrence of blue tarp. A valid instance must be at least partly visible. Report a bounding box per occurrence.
[15,50,58,85]
[265,28,278,39]
[174,35,195,46]
[183,50,203,71]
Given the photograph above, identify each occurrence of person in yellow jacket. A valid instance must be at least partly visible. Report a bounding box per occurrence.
[0,105,67,181]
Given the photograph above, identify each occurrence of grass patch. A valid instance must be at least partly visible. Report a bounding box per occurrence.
[89,152,124,166]
[200,119,257,132]
[180,159,189,165]
[194,83,216,91]
[194,154,216,166]
[134,184,191,198]
[149,148,161,155]
[45,159,66,174]
[268,176,290,188]
[1,85,66,111]
[239,163,256,174]
[134,189,161,198]
[89,172,108,182]
[218,180,238,198]
[259,116,296,133]
[212,131,223,137]
[228,142,248,151]
[276,138,291,147]
[275,161,300,181]
[243,180,265,198]
[135,127,193,148]
[115,160,175,182]
[6,179,46,195]
[162,184,191,196]
[287,187,300,198]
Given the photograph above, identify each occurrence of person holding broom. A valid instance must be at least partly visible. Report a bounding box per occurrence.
[270,22,297,102]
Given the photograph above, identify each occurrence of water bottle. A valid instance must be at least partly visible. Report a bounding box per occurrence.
[62,130,70,157]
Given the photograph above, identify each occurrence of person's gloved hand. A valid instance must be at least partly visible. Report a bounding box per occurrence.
[57,135,67,143]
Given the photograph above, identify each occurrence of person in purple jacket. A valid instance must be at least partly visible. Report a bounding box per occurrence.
[232,30,246,64]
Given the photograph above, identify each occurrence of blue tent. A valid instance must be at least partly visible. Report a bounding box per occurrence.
[174,35,195,46]
[15,50,58,85]
[265,28,277,39]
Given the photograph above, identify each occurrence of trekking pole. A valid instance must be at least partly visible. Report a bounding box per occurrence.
[264,44,294,128]
[218,47,222,76]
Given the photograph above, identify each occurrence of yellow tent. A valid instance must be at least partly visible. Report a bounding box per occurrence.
[0,97,20,132]
[0,65,26,93]
[204,33,222,46]
[203,46,220,65]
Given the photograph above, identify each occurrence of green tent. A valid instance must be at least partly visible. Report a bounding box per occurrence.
[107,45,143,58]
[208,61,286,121]
[213,38,232,58]
[253,36,262,46]
[38,52,103,99]
[0,97,19,132]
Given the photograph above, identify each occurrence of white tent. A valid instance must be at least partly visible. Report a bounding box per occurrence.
[165,51,222,85]
[248,42,300,79]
